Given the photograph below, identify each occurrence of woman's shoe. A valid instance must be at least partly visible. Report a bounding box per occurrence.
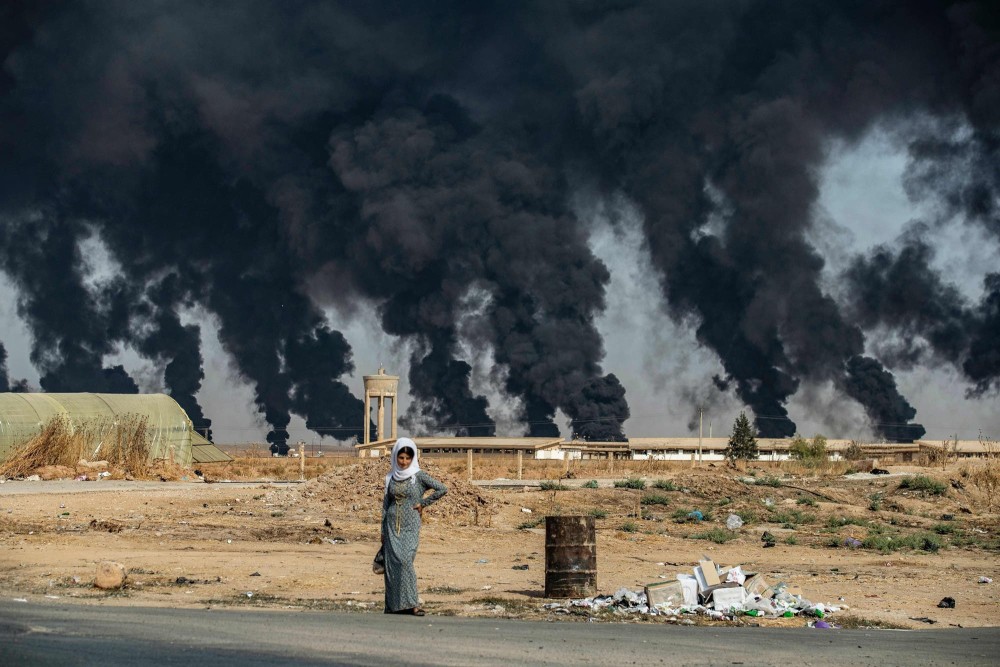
[409,607,426,616]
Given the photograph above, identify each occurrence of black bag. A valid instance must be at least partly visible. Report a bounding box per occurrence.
[373,546,385,575]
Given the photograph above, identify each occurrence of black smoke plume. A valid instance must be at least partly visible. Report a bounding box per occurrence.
[1,1,998,445]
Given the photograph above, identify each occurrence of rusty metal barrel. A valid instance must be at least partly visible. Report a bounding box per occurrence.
[545,515,597,598]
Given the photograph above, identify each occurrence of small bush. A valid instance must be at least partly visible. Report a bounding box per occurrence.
[736,509,758,523]
[827,516,869,528]
[614,477,646,490]
[582,479,599,489]
[843,440,866,461]
[691,528,737,544]
[588,508,608,519]
[756,476,783,488]
[620,521,639,533]
[898,475,947,495]
[539,481,569,491]
[789,434,828,466]
[868,493,884,512]
[785,535,798,545]
[640,492,671,506]
[932,522,957,535]
[796,497,818,507]
[517,518,543,530]
[769,509,817,526]
[652,479,678,491]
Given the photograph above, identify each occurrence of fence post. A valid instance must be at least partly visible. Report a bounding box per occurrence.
[467,449,473,481]
[299,443,306,481]
[517,450,523,481]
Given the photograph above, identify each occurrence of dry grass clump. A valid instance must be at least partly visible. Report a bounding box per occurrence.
[0,415,153,479]
[963,460,1000,511]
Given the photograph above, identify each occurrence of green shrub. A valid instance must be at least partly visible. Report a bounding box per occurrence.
[539,481,569,491]
[517,518,543,530]
[827,516,869,528]
[736,509,758,523]
[613,477,646,490]
[932,522,957,535]
[588,508,608,519]
[769,509,817,526]
[796,497,818,507]
[868,493,884,512]
[691,528,737,544]
[785,535,798,545]
[620,521,639,533]
[582,479,599,489]
[789,434,828,466]
[640,492,671,506]
[898,475,947,495]
[652,479,678,491]
[756,476,783,488]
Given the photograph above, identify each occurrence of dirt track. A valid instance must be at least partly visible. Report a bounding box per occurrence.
[1,460,998,629]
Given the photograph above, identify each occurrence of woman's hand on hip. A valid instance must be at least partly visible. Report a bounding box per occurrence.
[413,504,423,517]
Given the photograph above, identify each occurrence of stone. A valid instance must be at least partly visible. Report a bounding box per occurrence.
[94,561,126,589]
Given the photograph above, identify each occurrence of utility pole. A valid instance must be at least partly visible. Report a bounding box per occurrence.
[698,407,703,464]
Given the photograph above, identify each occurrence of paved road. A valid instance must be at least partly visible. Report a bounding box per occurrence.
[1,602,996,666]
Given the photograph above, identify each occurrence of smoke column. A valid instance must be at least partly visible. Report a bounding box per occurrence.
[1,1,997,444]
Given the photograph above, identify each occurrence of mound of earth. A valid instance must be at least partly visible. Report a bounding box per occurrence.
[302,460,497,525]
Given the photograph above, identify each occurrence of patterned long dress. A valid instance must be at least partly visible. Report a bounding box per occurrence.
[381,470,447,612]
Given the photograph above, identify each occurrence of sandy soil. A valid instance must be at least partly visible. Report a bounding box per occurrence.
[1,460,998,629]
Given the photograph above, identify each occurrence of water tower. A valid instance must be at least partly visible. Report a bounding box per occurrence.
[362,367,398,444]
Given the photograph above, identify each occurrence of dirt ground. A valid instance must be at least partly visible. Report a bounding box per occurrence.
[1,457,998,629]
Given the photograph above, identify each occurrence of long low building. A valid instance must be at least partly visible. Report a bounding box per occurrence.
[354,435,976,463]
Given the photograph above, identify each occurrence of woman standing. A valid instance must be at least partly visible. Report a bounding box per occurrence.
[381,437,447,616]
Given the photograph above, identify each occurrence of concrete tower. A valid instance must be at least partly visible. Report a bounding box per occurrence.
[362,367,399,444]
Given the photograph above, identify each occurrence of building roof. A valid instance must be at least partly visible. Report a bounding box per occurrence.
[355,437,562,451]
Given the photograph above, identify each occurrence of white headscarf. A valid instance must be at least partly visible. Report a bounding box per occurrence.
[384,437,420,494]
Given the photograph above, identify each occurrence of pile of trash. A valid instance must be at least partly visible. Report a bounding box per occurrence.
[544,557,841,626]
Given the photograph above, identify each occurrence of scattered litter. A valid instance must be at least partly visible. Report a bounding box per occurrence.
[98,471,111,479]
[44,595,59,599]
[512,564,529,570]
[550,557,839,623]
[245,591,254,598]
[871,468,889,475]
[521,508,533,514]
[937,597,956,609]
[978,577,992,584]
[761,532,777,548]
[725,514,744,530]
[476,559,489,564]
[249,572,261,577]
[843,538,862,548]
[74,474,87,481]
[25,475,41,482]
[12,598,28,602]
[911,616,937,624]
[763,497,775,507]
[686,510,704,522]
[481,585,492,591]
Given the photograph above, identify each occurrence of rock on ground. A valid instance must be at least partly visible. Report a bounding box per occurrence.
[94,561,126,589]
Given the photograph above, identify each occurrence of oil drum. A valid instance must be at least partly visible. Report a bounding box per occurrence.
[544,515,597,598]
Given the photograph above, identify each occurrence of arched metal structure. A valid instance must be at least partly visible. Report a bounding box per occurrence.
[0,393,229,465]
